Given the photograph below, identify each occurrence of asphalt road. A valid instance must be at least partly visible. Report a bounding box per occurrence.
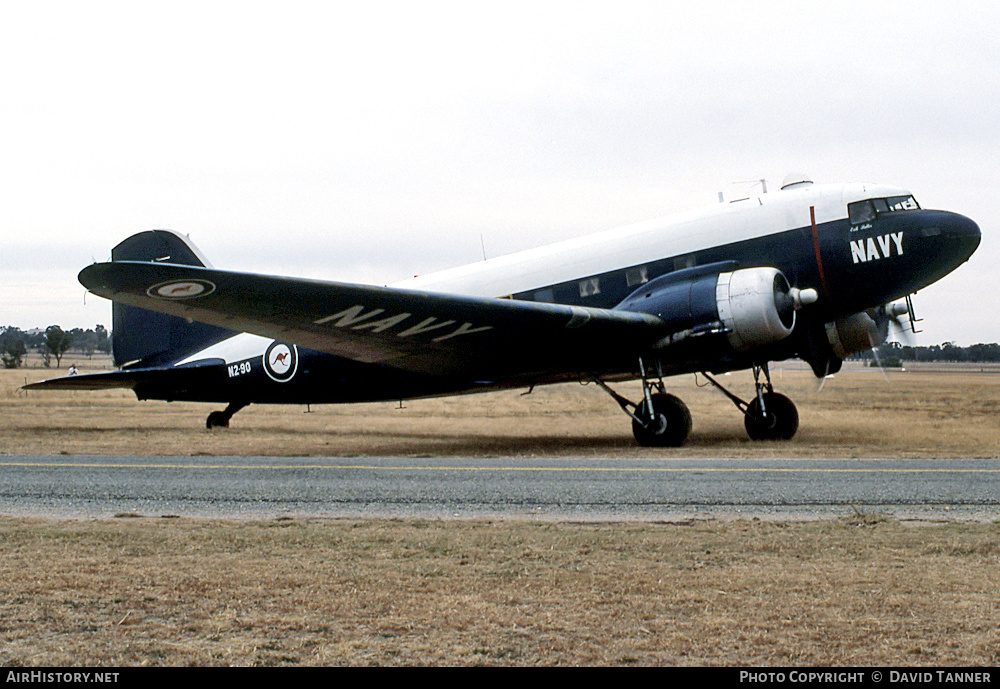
[1,455,999,521]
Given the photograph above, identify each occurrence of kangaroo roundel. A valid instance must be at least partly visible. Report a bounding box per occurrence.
[147,279,216,299]
[264,342,298,382]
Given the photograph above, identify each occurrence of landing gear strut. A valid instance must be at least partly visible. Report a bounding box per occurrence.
[701,363,799,441]
[206,401,248,429]
[595,357,692,447]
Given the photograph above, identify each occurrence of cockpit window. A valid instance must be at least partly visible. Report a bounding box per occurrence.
[849,200,876,225]
[886,195,920,212]
[848,195,920,225]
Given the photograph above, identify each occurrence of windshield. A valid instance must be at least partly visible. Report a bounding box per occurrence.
[848,195,920,225]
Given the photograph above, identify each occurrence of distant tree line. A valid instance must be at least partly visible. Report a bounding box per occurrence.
[851,341,1000,364]
[1,325,110,369]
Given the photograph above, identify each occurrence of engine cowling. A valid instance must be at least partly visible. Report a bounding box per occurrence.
[823,302,904,359]
[718,268,797,351]
[614,265,797,352]
[798,303,905,377]
[824,312,881,360]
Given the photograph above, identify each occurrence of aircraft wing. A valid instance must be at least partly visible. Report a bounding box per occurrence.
[78,261,667,379]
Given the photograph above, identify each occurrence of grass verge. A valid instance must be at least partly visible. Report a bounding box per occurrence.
[1,516,998,666]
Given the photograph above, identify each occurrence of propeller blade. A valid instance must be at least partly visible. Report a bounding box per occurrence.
[816,358,832,392]
[867,331,891,383]
[889,309,915,346]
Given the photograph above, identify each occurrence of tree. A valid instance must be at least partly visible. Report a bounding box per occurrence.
[43,325,73,368]
[72,328,96,358]
[73,325,112,358]
[94,325,111,355]
[1,326,28,369]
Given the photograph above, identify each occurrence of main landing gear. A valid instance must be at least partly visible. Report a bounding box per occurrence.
[595,358,692,447]
[596,359,799,446]
[700,363,799,441]
[206,401,248,429]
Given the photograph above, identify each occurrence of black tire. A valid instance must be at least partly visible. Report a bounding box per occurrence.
[632,393,692,447]
[206,411,230,429]
[744,392,798,441]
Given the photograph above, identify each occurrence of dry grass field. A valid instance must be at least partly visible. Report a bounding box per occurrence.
[1,517,998,666]
[2,356,999,666]
[3,355,999,458]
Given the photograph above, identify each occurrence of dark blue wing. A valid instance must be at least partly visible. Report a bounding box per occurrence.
[78,261,665,378]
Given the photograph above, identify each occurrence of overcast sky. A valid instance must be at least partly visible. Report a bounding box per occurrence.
[3,1,997,345]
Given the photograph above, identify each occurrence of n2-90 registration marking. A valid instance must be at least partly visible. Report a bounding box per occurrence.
[227,361,252,378]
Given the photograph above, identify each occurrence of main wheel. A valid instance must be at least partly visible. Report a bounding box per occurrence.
[632,393,692,447]
[744,392,798,441]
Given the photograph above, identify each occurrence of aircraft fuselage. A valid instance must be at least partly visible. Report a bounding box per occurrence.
[120,181,979,405]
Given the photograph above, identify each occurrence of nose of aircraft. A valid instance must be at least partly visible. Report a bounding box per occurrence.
[948,212,982,260]
[878,209,982,299]
[928,210,981,288]
[932,211,982,273]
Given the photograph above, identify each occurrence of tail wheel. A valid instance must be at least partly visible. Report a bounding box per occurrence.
[632,393,692,447]
[206,411,230,429]
[206,402,247,429]
[744,392,798,441]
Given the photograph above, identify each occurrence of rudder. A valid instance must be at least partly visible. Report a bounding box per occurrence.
[110,230,235,367]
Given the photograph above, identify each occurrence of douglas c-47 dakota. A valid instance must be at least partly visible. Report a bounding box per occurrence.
[28,175,981,447]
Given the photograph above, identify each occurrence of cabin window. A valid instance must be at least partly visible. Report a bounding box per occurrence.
[673,255,696,271]
[626,266,648,287]
[533,288,554,302]
[578,277,600,297]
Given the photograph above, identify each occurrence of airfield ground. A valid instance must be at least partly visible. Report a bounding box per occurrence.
[4,356,1000,459]
[1,358,999,665]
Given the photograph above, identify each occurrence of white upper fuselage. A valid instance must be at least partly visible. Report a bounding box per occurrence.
[395,182,909,299]
[177,181,908,368]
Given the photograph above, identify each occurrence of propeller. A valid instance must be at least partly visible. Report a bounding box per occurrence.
[886,300,916,346]
[866,328,891,383]
[772,277,816,330]
[865,299,915,380]
[870,300,915,346]
[813,298,913,391]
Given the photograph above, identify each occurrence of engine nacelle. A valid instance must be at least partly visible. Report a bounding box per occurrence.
[824,313,878,360]
[614,264,796,352]
[718,268,797,351]
[824,302,902,359]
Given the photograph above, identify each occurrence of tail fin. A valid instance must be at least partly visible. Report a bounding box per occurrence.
[110,230,235,368]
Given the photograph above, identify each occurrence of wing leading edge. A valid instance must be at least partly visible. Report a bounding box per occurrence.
[78,261,666,379]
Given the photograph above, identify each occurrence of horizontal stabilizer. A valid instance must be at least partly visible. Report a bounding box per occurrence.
[24,364,218,393]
